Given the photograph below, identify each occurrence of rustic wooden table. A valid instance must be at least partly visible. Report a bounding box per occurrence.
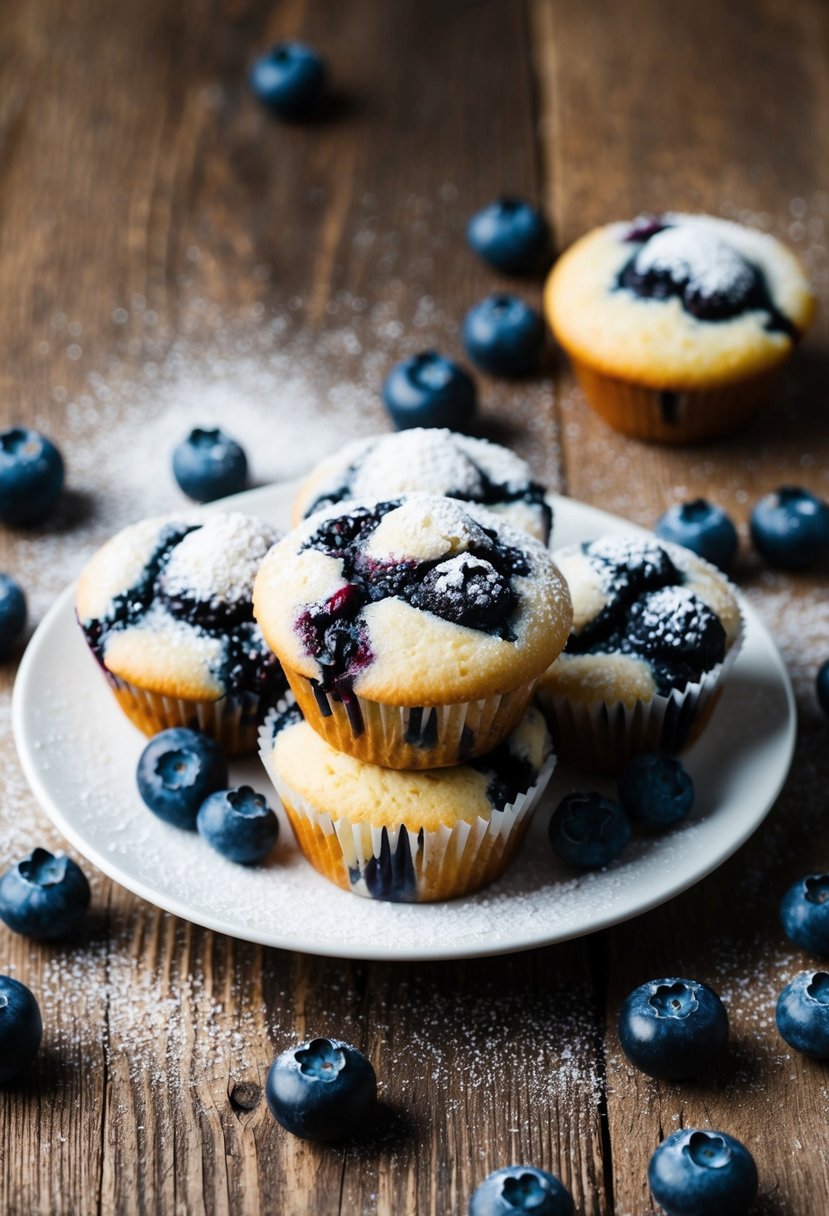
[1,1,828,1212]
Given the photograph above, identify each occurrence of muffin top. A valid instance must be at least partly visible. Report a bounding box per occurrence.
[292,428,553,543]
[541,535,741,708]
[253,494,572,705]
[263,700,553,831]
[77,512,285,702]
[545,213,815,389]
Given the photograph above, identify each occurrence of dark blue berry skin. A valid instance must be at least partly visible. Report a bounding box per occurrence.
[0,976,43,1085]
[266,1037,377,1141]
[776,971,829,1057]
[467,199,549,275]
[0,427,64,526]
[382,352,477,431]
[469,1166,574,1215]
[817,660,829,717]
[136,728,228,830]
[654,500,739,571]
[0,574,26,658]
[618,978,728,1079]
[750,486,829,569]
[0,848,90,940]
[462,296,544,377]
[197,786,279,865]
[780,875,829,956]
[172,427,248,503]
[648,1128,758,1216]
[617,754,694,831]
[249,42,327,118]
[548,792,631,869]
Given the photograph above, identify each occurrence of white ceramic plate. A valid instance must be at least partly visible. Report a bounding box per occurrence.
[12,483,795,961]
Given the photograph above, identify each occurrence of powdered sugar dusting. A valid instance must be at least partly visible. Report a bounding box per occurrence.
[633,223,756,302]
[158,513,278,607]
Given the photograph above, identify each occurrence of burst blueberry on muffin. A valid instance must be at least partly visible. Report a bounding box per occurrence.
[259,700,555,902]
[253,494,572,769]
[292,428,553,543]
[76,512,287,755]
[545,213,815,443]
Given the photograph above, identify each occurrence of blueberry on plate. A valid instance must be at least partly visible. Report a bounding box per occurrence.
[266,1036,377,1141]
[749,486,829,569]
[462,295,544,377]
[249,41,327,119]
[776,970,829,1057]
[469,1165,574,1215]
[648,1128,757,1216]
[0,976,43,1085]
[548,792,631,869]
[467,198,549,275]
[197,786,279,865]
[136,728,228,830]
[617,754,694,831]
[0,573,26,658]
[0,427,64,526]
[817,660,829,717]
[0,848,90,940]
[654,499,739,571]
[780,875,829,956]
[172,427,248,503]
[618,977,728,1079]
[382,352,477,431]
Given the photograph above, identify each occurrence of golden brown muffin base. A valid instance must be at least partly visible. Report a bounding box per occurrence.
[104,670,260,757]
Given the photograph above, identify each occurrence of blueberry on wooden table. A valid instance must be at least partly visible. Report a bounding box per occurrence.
[382,352,477,431]
[462,295,544,377]
[0,848,90,940]
[467,198,549,275]
[469,1165,574,1215]
[780,874,829,956]
[136,728,229,829]
[0,976,43,1085]
[648,1128,758,1216]
[0,427,64,525]
[617,753,694,831]
[817,660,829,716]
[548,791,631,869]
[776,970,829,1057]
[0,573,26,658]
[265,1037,377,1141]
[618,978,728,1079]
[654,499,739,570]
[196,786,279,865]
[172,427,248,503]
[248,42,327,118]
[749,486,829,569]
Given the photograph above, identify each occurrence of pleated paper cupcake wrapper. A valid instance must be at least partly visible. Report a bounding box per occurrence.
[285,667,538,770]
[539,617,744,774]
[103,669,262,757]
[258,723,556,903]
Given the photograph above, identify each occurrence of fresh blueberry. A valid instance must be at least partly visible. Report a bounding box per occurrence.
[136,728,228,830]
[618,978,728,1079]
[462,295,544,377]
[654,499,739,571]
[618,754,694,831]
[0,976,43,1084]
[0,427,64,526]
[776,970,829,1057]
[780,875,829,956]
[817,660,829,717]
[172,427,248,503]
[265,1036,377,1141]
[0,574,26,658]
[0,848,90,940]
[648,1128,758,1216]
[548,792,631,869]
[382,352,476,431]
[469,1165,574,1216]
[197,786,279,865]
[750,486,829,569]
[248,42,327,118]
[467,198,549,275]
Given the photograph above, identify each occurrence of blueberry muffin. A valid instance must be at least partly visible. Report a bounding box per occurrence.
[76,512,287,755]
[545,213,815,443]
[538,535,742,770]
[253,494,572,768]
[259,700,555,902]
[292,428,553,543]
